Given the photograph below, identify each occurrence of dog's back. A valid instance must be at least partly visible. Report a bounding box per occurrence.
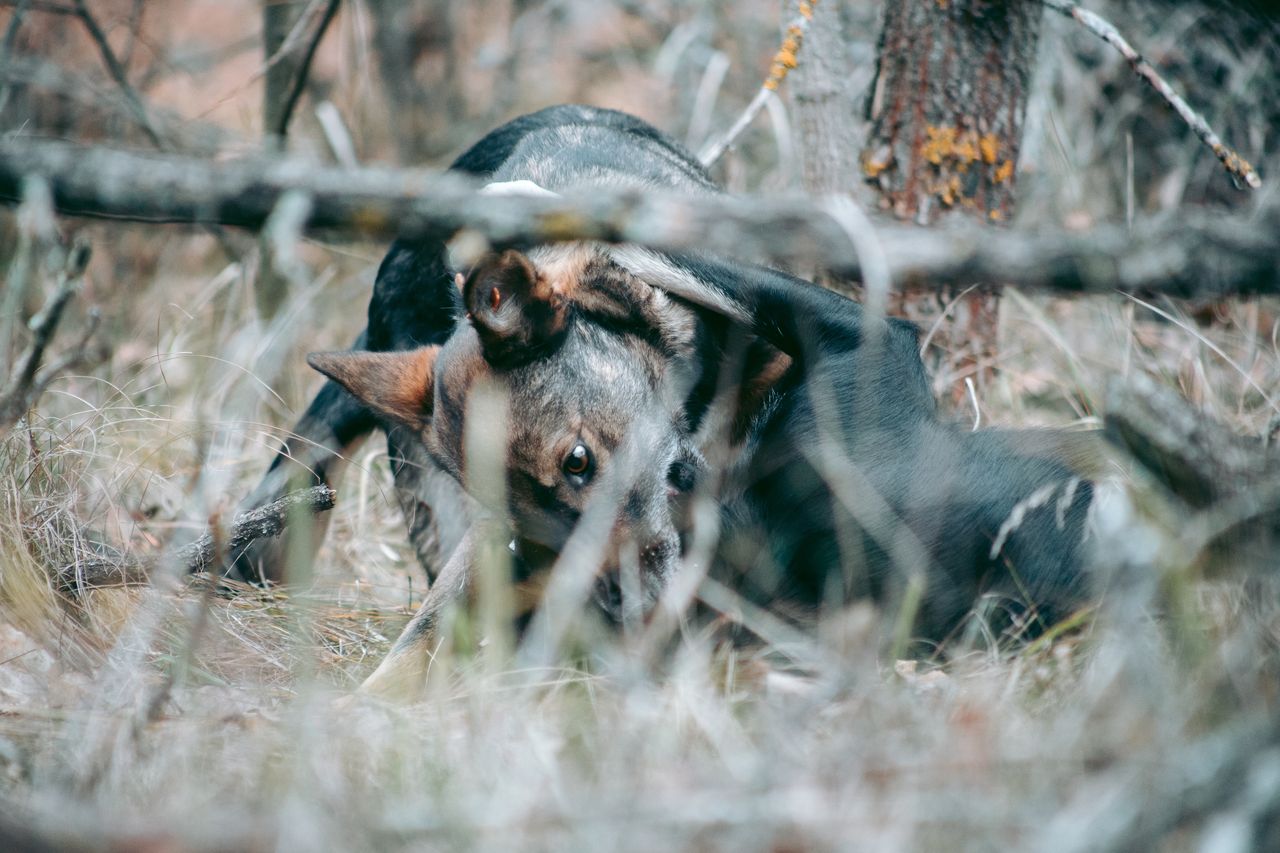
[239,105,1097,657]
[485,105,717,194]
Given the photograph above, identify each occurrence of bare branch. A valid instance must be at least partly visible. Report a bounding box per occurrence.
[0,0,31,115]
[58,484,339,591]
[271,0,341,140]
[0,237,96,432]
[1042,0,1262,190]
[0,137,1276,299]
[699,0,818,167]
[1104,373,1280,571]
[0,0,74,13]
[70,0,165,150]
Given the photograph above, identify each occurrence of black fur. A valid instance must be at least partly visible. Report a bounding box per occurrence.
[237,105,1094,643]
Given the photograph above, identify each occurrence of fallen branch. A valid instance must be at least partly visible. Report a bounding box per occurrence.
[1104,373,1280,569]
[1105,373,1280,509]
[1043,0,1262,190]
[1051,713,1280,853]
[0,137,1277,298]
[58,484,338,590]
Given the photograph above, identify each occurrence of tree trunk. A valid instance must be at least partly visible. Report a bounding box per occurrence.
[862,0,1043,405]
[862,0,1042,225]
[790,0,858,195]
[366,0,457,164]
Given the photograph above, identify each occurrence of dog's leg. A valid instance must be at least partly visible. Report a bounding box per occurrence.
[357,519,510,702]
[356,531,473,701]
[385,424,470,584]
[230,362,378,584]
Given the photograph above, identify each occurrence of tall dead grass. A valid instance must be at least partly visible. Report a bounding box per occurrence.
[1,1,1278,849]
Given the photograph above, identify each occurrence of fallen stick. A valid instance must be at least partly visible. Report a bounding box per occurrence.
[0,137,1277,299]
[57,484,337,591]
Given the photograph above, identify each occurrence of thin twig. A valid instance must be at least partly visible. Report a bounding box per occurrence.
[699,0,818,167]
[0,55,231,154]
[0,0,73,12]
[0,0,31,114]
[71,0,165,149]
[0,238,94,432]
[29,305,101,397]
[272,0,341,139]
[201,0,334,124]
[119,0,144,70]
[58,484,339,590]
[1042,0,1262,189]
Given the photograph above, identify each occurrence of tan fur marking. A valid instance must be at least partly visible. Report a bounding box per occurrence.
[307,347,439,431]
[528,243,599,299]
[733,345,793,444]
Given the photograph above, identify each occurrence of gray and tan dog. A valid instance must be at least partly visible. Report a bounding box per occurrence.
[234,105,1098,699]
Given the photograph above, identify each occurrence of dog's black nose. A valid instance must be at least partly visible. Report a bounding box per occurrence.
[666,458,698,494]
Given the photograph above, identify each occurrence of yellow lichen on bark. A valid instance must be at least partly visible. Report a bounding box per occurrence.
[953,134,979,171]
[979,134,1000,165]
[940,174,963,206]
[863,147,892,179]
[924,125,990,172]
[923,125,957,165]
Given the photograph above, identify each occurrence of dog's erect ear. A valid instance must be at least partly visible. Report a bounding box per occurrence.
[307,346,440,430]
[463,249,568,366]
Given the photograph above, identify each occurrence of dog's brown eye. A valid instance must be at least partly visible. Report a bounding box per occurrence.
[562,443,592,480]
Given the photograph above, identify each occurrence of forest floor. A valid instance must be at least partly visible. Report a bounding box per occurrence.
[0,223,1276,850]
[1,1,1278,849]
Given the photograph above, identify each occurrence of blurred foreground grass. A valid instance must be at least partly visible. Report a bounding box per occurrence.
[1,0,1278,848]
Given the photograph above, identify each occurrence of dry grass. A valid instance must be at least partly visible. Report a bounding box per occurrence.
[1,1,1279,850]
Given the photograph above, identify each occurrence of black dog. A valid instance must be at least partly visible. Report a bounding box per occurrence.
[235,105,1096,698]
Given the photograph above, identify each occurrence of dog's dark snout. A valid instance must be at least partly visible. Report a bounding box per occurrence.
[596,571,624,615]
[594,536,677,623]
[666,458,697,495]
[641,538,674,567]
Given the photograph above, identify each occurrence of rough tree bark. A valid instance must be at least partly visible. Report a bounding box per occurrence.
[861,0,1043,403]
[59,484,338,590]
[789,0,858,196]
[862,0,1041,224]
